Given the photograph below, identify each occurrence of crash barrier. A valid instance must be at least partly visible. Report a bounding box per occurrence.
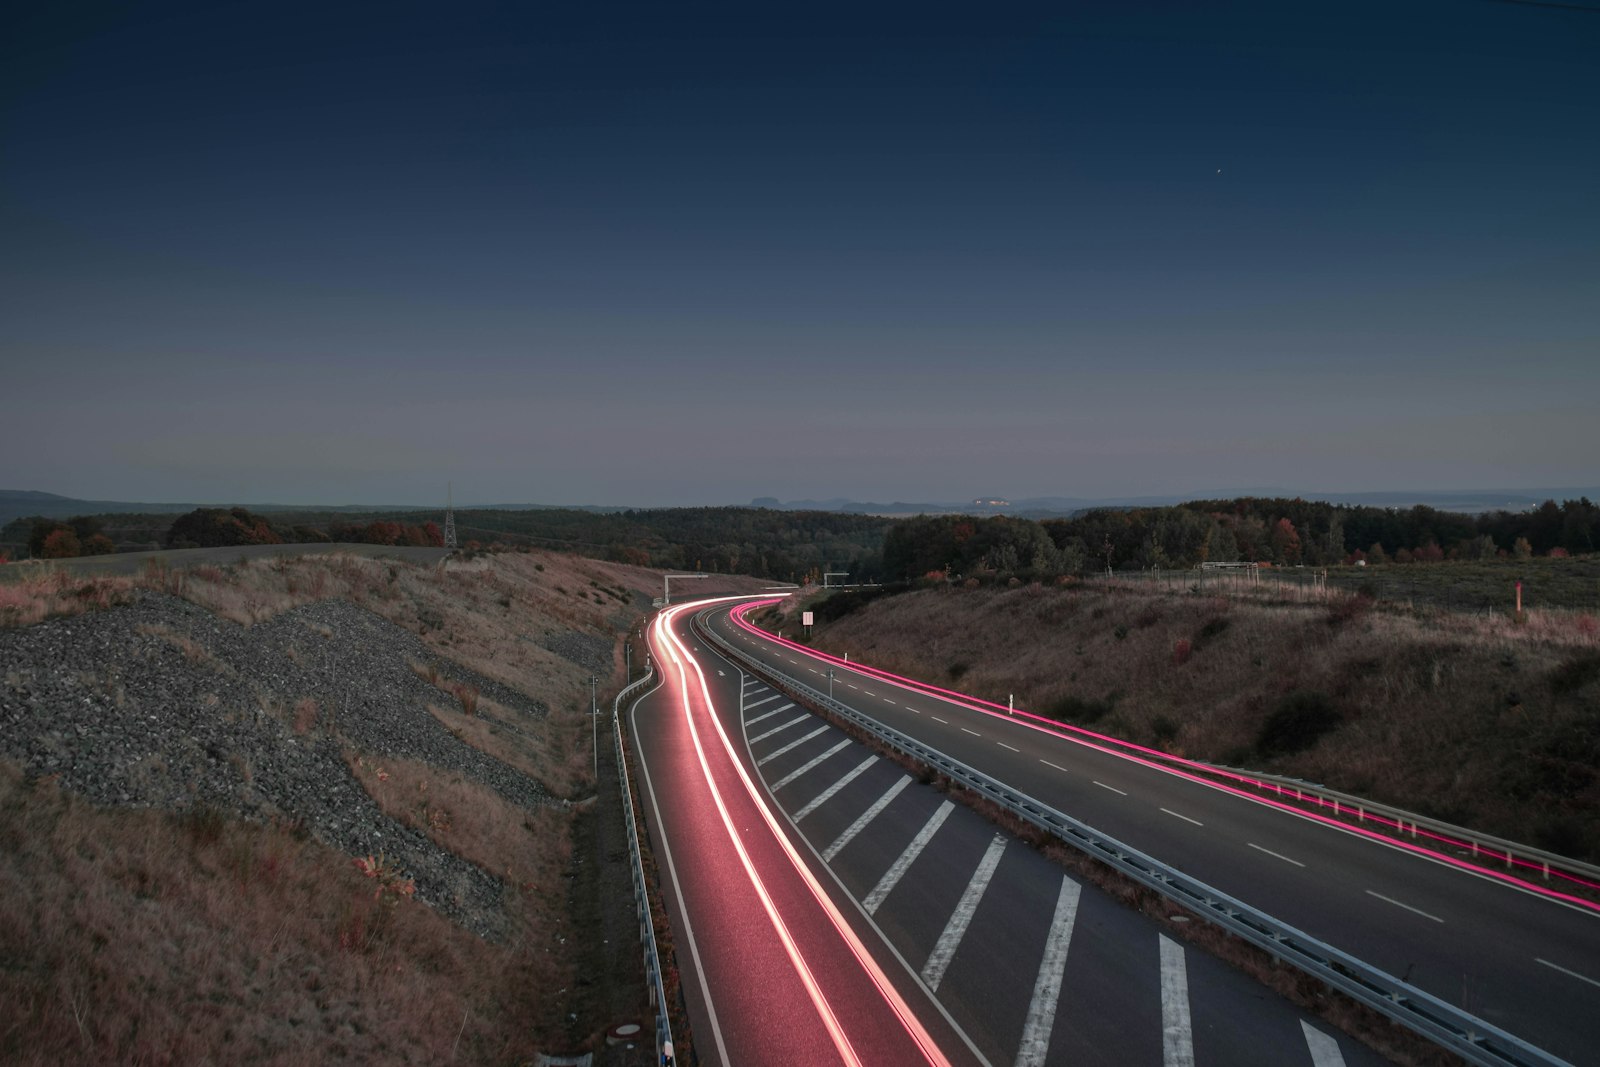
[611,669,676,1067]
[696,613,1571,1067]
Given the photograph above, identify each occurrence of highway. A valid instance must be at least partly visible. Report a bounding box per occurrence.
[702,600,1600,1066]
[630,597,1394,1066]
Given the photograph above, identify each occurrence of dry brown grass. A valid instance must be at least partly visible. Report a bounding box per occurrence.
[799,580,1600,859]
[0,761,565,1066]
[423,700,593,800]
[346,752,572,894]
[0,569,137,628]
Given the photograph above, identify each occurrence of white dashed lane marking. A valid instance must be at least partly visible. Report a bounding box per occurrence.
[922,835,1007,992]
[1536,957,1600,990]
[997,742,1019,752]
[822,777,912,862]
[793,755,878,821]
[1161,808,1203,827]
[1092,780,1126,794]
[769,739,853,790]
[863,801,954,915]
[1366,890,1443,923]
[1248,843,1306,868]
[1300,1021,1347,1067]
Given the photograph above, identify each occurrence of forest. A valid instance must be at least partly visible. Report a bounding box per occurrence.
[881,497,1600,582]
[4,498,1596,585]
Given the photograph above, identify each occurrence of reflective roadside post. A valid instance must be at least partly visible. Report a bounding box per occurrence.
[828,667,835,701]
[589,675,598,780]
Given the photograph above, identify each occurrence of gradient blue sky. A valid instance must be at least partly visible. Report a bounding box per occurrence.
[3,1,1596,507]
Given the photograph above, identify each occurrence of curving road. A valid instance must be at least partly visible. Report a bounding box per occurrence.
[629,597,1394,1066]
[704,600,1600,1066]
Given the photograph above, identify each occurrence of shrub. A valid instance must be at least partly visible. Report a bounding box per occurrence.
[1172,638,1192,665]
[41,528,81,558]
[947,661,969,680]
[1194,616,1230,648]
[81,533,117,556]
[1256,690,1343,756]
[1046,694,1116,725]
[1549,653,1600,696]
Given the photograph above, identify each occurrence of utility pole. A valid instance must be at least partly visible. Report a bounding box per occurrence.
[589,676,598,781]
[444,482,458,552]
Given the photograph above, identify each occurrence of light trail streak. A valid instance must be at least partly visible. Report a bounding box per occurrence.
[655,601,952,1067]
[727,601,1600,915]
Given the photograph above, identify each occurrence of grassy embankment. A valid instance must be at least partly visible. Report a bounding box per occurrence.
[769,563,1600,861]
[0,549,761,1064]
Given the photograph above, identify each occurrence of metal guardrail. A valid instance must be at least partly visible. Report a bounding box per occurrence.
[611,668,675,1067]
[1192,763,1600,892]
[696,615,1572,1067]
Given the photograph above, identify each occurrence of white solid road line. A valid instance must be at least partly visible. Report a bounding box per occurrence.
[1159,934,1195,1067]
[997,742,1019,752]
[747,714,810,745]
[1366,890,1444,923]
[755,725,831,767]
[1300,1020,1347,1067]
[823,776,913,862]
[1092,780,1126,795]
[1161,807,1203,827]
[1536,957,1600,990]
[922,835,1007,991]
[629,695,732,1067]
[1015,878,1082,1067]
[743,693,784,711]
[743,703,796,728]
[1247,842,1307,868]
[793,755,879,821]
[769,739,853,790]
[864,801,955,915]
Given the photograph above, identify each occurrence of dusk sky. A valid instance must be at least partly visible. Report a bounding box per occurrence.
[3,2,1596,507]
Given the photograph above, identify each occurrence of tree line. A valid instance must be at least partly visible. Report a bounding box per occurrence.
[882,497,1600,581]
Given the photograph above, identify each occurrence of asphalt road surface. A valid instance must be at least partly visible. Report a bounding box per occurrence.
[629,597,1394,1067]
[703,600,1600,1066]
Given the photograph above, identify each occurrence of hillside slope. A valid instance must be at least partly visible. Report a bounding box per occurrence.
[0,549,761,1064]
[785,578,1600,861]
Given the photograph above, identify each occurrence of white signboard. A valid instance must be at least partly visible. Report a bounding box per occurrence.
[802,611,814,626]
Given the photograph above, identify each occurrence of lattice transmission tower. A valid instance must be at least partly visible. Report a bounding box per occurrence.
[444,483,458,551]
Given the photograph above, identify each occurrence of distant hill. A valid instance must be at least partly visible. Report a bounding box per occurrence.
[751,488,1600,518]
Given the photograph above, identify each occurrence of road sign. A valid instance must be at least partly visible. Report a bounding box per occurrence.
[802,611,814,626]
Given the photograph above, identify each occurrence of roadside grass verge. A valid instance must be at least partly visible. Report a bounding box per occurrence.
[789,578,1600,861]
[0,761,563,1065]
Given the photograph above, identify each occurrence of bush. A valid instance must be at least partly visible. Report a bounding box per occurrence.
[1256,690,1343,756]
[41,528,81,559]
[1172,638,1192,665]
[1549,653,1600,696]
[1045,694,1116,725]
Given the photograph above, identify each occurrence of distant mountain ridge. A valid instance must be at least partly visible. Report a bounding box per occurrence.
[750,488,1600,518]
[6,485,1597,531]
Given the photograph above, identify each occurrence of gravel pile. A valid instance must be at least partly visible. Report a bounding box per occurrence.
[541,630,614,676]
[0,591,560,940]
